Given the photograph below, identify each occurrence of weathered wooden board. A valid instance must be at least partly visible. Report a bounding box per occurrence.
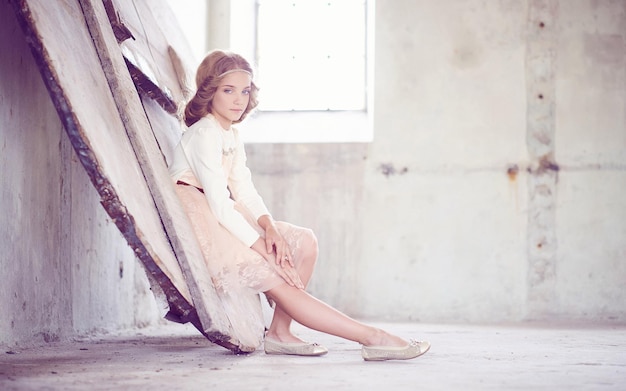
[78,0,263,352]
[7,0,190,314]
[100,0,196,165]
[103,0,189,114]
[9,0,260,352]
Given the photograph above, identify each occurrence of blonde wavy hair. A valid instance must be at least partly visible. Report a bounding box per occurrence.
[184,49,259,127]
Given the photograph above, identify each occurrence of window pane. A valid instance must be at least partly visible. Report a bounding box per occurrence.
[256,0,366,111]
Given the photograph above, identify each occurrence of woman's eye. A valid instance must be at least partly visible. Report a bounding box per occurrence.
[243,89,250,95]
[223,88,232,93]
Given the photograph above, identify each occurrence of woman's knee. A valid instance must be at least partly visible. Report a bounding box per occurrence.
[302,228,319,259]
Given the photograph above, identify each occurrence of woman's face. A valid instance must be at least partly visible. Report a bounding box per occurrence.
[211,71,252,129]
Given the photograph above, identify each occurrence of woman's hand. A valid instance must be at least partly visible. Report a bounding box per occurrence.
[270,257,304,290]
[255,215,303,288]
[264,224,294,269]
[251,235,303,289]
[257,215,294,269]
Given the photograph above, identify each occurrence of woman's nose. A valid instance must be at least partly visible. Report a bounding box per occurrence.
[234,93,247,105]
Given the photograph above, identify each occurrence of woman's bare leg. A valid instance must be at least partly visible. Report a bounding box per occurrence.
[264,228,406,347]
[265,230,317,343]
[266,284,409,347]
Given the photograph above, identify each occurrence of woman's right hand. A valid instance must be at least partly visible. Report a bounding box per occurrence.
[251,238,304,289]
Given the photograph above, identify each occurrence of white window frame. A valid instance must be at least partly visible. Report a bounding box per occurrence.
[230,0,375,143]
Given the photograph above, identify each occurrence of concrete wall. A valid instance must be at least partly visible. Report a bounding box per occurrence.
[1,0,624,348]
[247,0,626,323]
[0,2,159,348]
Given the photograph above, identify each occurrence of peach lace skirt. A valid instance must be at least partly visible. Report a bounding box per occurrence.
[174,183,316,349]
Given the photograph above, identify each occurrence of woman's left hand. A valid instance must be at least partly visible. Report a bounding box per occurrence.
[264,224,294,269]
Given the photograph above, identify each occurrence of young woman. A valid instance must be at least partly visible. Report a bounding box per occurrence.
[169,49,430,361]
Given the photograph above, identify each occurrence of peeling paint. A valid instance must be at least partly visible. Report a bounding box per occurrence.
[378,162,408,177]
[526,0,559,317]
[506,164,519,181]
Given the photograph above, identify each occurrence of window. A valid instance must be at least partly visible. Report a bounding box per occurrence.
[255,0,367,112]
[169,0,374,142]
[166,0,207,61]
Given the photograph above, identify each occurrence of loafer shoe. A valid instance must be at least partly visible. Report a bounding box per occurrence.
[264,337,328,356]
[361,339,430,361]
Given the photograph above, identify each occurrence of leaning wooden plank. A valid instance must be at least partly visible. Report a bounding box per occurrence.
[7,0,214,347]
[78,0,259,352]
[100,1,180,114]
[99,0,266,351]
[102,0,186,114]
[102,0,196,165]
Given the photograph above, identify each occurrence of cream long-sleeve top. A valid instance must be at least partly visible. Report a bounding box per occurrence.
[169,114,270,247]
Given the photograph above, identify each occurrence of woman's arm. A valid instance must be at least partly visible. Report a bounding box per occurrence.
[227,130,270,223]
[182,126,261,246]
[185,125,302,288]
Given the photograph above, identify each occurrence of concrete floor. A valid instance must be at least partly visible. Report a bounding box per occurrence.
[1,321,625,390]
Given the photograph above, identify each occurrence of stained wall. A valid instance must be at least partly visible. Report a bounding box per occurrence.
[1,0,624,350]
[247,0,626,323]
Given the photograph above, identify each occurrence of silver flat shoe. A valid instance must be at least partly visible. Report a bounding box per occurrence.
[361,340,430,361]
[264,337,328,356]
